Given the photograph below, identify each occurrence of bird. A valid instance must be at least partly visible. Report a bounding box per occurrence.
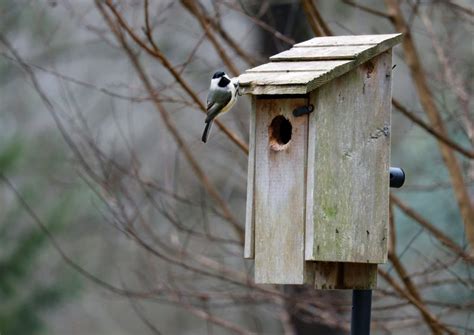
[201,71,239,143]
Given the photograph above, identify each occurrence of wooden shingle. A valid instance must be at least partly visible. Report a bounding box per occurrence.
[238,33,402,95]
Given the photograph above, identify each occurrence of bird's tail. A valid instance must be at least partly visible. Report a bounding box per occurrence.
[201,120,213,143]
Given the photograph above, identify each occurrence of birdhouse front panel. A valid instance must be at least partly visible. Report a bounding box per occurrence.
[253,97,311,284]
[241,34,402,286]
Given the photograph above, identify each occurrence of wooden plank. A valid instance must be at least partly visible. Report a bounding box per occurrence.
[239,34,402,95]
[305,90,317,260]
[239,71,327,86]
[270,45,369,61]
[271,35,401,62]
[240,50,396,95]
[313,262,342,290]
[294,33,402,47]
[254,97,309,284]
[343,263,378,289]
[307,51,392,263]
[304,60,359,93]
[313,262,378,289]
[244,97,257,259]
[245,60,351,73]
[239,60,356,95]
[239,85,307,95]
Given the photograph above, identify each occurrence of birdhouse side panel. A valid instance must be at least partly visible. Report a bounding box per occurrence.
[306,51,392,263]
[244,98,257,259]
[254,97,310,284]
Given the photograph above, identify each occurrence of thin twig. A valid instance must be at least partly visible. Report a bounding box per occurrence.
[419,11,473,144]
[385,0,474,249]
[96,1,244,243]
[392,99,474,159]
[386,208,441,333]
[340,0,392,19]
[187,0,260,66]
[378,269,457,335]
[219,0,295,45]
[104,0,248,154]
[391,195,473,263]
[180,0,240,77]
[300,0,331,36]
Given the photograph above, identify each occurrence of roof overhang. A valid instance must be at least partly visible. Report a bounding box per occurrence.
[238,33,403,95]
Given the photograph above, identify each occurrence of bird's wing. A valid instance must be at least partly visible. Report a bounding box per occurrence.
[206,89,231,121]
[207,88,231,110]
[205,102,225,123]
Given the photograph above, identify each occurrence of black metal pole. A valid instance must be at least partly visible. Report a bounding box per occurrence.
[351,290,372,335]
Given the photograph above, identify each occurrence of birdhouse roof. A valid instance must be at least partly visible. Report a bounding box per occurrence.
[238,33,403,95]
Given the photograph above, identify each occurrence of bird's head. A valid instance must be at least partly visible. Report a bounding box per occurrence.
[211,71,231,88]
[212,71,226,79]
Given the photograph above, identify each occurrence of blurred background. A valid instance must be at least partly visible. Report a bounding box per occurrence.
[0,0,472,334]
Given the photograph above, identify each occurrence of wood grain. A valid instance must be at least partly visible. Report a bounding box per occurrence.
[254,97,309,284]
[241,35,398,285]
[238,34,402,95]
[313,262,378,289]
[245,60,351,73]
[270,45,370,61]
[239,61,358,95]
[306,51,392,264]
[294,33,401,47]
[244,97,257,259]
[240,85,307,95]
[239,71,328,86]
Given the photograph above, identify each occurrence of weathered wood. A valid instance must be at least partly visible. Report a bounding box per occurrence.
[244,97,257,259]
[245,60,351,73]
[271,36,400,63]
[239,61,357,95]
[343,263,378,289]
[313,262,341,290]
[254,97,309,284]
[305,90,317,260]
[294,33,402,47]
[239,34,402,95]
[238,59,371,96]
[240,85,307,95]
[303,61,357,93]
[313,262,378,289]
[306,51,392,263]
[270,45,370,61]
[239,71,328,86]
[240,34,401,286]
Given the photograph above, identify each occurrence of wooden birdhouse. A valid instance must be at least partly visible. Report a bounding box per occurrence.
[240,34,403,288]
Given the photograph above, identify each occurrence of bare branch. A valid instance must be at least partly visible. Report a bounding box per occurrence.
[95,1,244,242]
[300,0,332,36]
[391,195,473,263]
[392,99,474,159]
[378,269,457,335]
[340,0,392,19]
[385,0,474,249]
[181,0,259,67]
[219,0,295,45]
[103,0,249,154]
[180,0,240,77]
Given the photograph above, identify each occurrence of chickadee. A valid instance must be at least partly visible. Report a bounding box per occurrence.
[201,71,239,143]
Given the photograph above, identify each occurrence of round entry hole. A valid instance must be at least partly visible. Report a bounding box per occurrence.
[269,115,292,151]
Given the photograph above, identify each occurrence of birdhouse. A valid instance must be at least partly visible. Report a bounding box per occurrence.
[240,34,403,288]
